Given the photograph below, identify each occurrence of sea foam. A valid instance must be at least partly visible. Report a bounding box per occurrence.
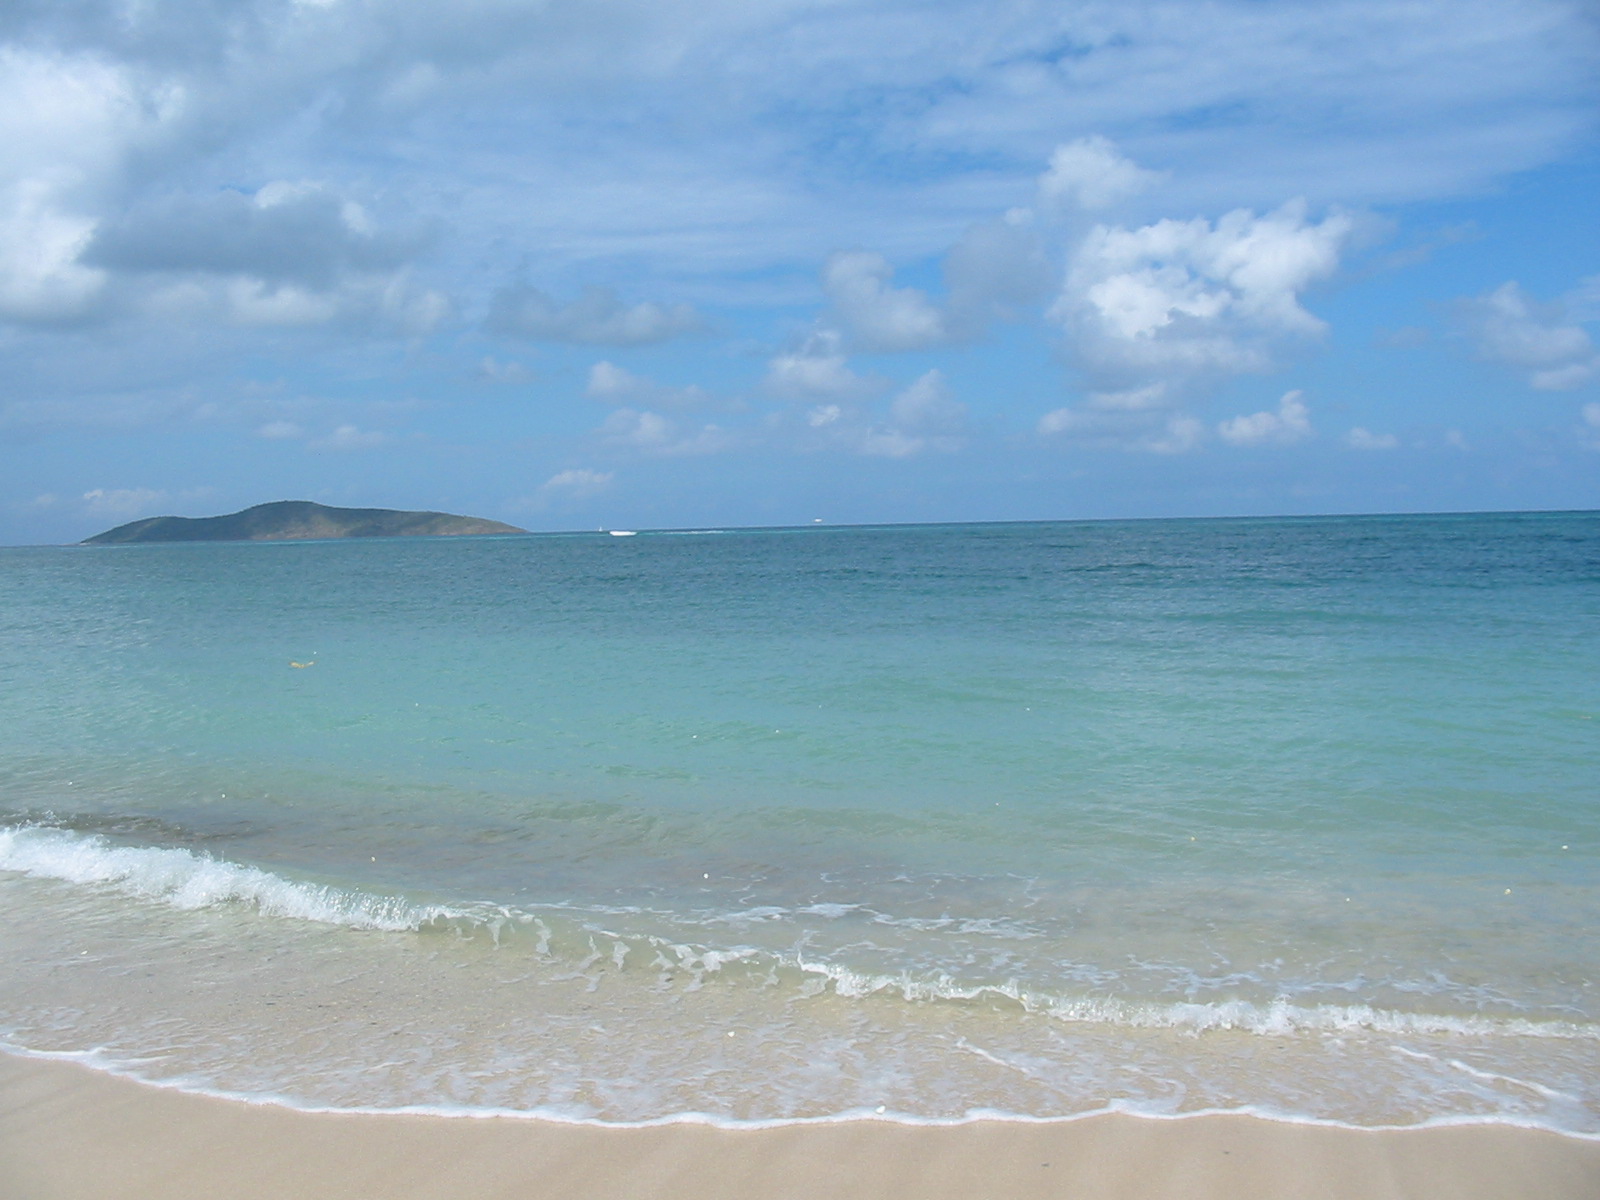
[5,822,1598,1052]
[0,824,459,932]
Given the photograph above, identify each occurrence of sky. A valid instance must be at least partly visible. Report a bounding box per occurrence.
[2,0,1598,544]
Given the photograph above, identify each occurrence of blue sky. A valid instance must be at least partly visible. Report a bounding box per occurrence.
[2,0,1597,543]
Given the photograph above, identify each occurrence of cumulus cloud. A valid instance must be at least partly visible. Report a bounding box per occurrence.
[1037,405,1206,455]
[802,370,968,459]
[1344,426,1398,450]
[79,487,171,520]
[1568,275,1600,323]
[477,357,532,384]
[1457,280,1598,390]
[1037,137,1165,212]
[943,212,1054,330]
[1217,390,1313,446]
[67,182,448,332]
[0,0,1590,336]
[0,179,106,322]
[255,420,305,440]
[873,370,968,456]
[1580,403,1600,450]
[763,330,882,401]
[820,210,1055,353]
[1036,377,1204,455]
[87,184,421,286]
[598,408,732,457]
[813,138,1151,358]
[821,251,946,352]
[3,2,1597,534]
[488,284,701,346]
[0,46,175,323]
[539,468,613,500]
[1053,200,1353,396]
[585,361,716,410]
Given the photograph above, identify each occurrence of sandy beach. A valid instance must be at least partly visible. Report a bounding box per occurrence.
[3,1053,1596,1200]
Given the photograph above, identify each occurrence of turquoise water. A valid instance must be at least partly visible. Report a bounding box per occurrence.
[1,513,1597,1129]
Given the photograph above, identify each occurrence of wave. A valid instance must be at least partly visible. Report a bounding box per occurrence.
[0,823,472,932]
[792,957,1600,1041]
[5,822,1598,1047]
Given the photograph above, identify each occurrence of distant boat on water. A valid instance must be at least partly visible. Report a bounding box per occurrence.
[608,530,637,537]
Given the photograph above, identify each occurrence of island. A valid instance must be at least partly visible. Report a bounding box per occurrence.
[83,500,526,544]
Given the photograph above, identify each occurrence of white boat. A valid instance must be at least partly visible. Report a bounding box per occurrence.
[608,530,637,537]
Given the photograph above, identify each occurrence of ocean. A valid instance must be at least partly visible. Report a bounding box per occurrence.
[1,512,1596,1132]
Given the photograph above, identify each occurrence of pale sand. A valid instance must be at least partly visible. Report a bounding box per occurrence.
[3,1053,1597,1200]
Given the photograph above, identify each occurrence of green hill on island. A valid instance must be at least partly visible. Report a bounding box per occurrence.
[84,501,526,544]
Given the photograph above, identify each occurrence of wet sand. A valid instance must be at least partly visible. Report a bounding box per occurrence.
[5,1053,1598,1199]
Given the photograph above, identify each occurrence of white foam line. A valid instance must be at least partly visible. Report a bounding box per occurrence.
[3,1044,1596,1139]
[792,957,1600,1042]
[0,824,463,932]
[7,824,1599,1049]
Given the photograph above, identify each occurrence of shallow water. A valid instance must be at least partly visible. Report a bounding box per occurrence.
[1,514,1596,1129]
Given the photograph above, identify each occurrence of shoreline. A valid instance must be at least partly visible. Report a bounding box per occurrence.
[5,1053,1598,1200]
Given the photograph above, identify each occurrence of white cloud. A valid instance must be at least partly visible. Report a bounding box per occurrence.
[1038,137,1165,212]
[309,424,388,451]
[255,420,305,440]
[1085,384,1169,412]
[1035,360,1217,456]
[861,370,967,457]
[0,47,174,322]
[1037,406,1206,455]
[817,215,1053,353]
[477,356,532,384]
[889,370,964,433]
[224,278,341,327]
[539,468,613,500]
[943,211,1054,326]
[1568,275,1600,323]
[1,2,1597,535]
[598,408,732,457]
[585,361,715,410]
[1035,409,1082,437]
[587,361,646,401]
[1458,281,1598,390]
[764,330,881,401]
[80,488,170,519]
[0,0,1590,338]
[372,273,451,336]
[87,185,421,286]
[822,251,946,352]
[216,266,446,334]
[78,486,211,521]
[0,179,106,322]
[488,285,701,346]
[73,182,448,333]
[1344,426,1398,450]
[798,369,967,459]
[1217,390,1313,446]
[1147,416,1206,456]
[1580,402,1600,450]
[600,407,673,450]
[1053,200,1353,396]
